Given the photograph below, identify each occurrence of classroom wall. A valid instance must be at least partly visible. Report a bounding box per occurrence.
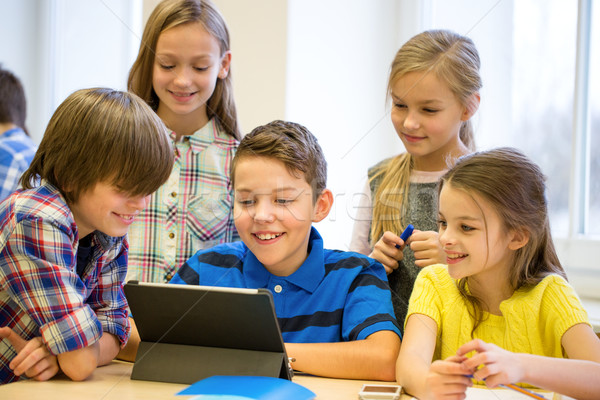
[143,0,406,250]
[1,0,599,299]
[0,0,141,143]
[1,0,45,141]
[284,0,401,250]
[0,0,401,250]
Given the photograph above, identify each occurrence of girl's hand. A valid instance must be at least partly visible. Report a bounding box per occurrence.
[458,339,524,388]
[369,231,406,274]
[0,326,60,381]
[410,230,446,267]
[427,355,473,400]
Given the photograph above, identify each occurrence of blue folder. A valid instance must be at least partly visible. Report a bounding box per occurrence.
[176,375,316,400]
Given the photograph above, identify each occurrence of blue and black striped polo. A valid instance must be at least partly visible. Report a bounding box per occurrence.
[170,227,401,343]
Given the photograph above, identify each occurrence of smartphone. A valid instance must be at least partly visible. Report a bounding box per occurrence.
[358,384,402,400]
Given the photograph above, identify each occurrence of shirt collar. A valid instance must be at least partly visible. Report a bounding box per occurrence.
[1,127,25,137]
[173,119,238,155]
[93,230,124,252]
[242,227,325,293]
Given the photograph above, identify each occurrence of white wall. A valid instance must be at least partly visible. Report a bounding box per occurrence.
[284,0,402,250]
[0,0,43,140]
[427,0,514,151]
[0,0,525,252]
[0,0,142,143]
[212,1,403,250]
[213,0,288,132]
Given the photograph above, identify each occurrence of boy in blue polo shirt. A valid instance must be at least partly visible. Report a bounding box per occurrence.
[169,120,401,380]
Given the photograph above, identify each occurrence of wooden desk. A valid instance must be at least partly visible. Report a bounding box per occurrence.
[0,360,391,399]
[0,361,567,400]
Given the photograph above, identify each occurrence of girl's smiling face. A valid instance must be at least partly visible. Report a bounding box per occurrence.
[437,182,517,282]
[152,21,230,134]
[390,71,473,171]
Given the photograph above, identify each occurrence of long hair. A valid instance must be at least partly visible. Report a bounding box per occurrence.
[440,147,566,334]
[370,30,482,244]
[20,88,174,204]
[128,0,240,140]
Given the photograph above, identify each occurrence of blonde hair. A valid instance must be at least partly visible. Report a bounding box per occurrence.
[128,0,240,140]
[370,30,482,244]
[440,147,566,334]
[20,88,174,204]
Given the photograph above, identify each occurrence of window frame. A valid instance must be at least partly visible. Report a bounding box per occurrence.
[554,0,600,299]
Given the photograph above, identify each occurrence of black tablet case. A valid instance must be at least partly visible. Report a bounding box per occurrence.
[124,281,292,384]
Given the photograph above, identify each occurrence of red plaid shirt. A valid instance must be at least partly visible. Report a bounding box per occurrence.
[0,182,130,384]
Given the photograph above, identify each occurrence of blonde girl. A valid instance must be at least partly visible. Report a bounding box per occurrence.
[349,29,481,329]
[126,0,240,283]
[397,147,600,400]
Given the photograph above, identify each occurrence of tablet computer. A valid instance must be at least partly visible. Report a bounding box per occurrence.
[124,281,292,384]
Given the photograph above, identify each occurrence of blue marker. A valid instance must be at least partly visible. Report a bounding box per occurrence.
[395,224,414,249]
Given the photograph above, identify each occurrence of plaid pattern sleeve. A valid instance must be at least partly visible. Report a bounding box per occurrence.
[86,233,130,347]
[0,128,37,201]
[126,119,240,284]
[0,184,129,384]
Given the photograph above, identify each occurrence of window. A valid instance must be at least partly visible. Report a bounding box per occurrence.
[589,0,600,235]
[427,0,599,297]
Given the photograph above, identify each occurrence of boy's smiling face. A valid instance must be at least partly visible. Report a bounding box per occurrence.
[69,182,150,239]
[233,156,332,276]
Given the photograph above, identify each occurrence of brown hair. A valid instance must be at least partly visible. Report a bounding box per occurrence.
[231,120,327,203]
[128,0,240,140]
[20,88,174,203]
[440,147,566,333]
[0,64,28,136]
[370,29,482,244]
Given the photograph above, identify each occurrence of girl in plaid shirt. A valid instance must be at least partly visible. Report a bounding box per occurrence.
[0,88,173,383]
[126,0,241,284]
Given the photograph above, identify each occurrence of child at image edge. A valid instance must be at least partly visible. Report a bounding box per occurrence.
[124,120,402,380]
[397,148,600,400]
[0,65,37,202]
[0,88,174,384]
[349,29,482,331]
[126,0,241,284]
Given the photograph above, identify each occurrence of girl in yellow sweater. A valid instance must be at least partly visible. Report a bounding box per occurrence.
[397,147,600,400]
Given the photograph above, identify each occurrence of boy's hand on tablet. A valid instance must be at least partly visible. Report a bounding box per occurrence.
[1,326,59,381]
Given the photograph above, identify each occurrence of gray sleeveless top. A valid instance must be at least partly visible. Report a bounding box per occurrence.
[368,158,439,332]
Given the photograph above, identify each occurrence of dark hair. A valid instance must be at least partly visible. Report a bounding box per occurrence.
[0,64,28,136]
[20,88,174,203]
[440,147,566,334]
[128,0,240,140]
[231,120,327,202]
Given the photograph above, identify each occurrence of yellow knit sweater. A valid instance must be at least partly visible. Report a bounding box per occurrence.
[407,264,590,361]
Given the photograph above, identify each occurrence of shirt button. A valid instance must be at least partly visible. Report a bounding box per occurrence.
[168,232,175,239]
[166,273,172,281]
[274,285,283,293]
[171,191,177,198]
